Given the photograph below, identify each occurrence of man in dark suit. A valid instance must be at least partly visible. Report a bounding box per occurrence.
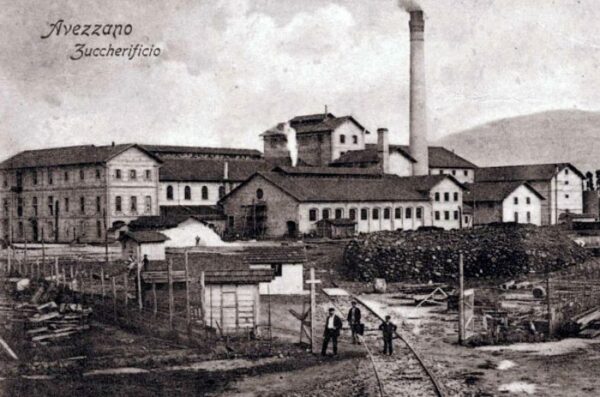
[347,301,362,344]
[379,315,397,356]
[321,307,343,356]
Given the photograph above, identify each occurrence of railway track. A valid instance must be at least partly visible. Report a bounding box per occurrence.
[322,290,445,397]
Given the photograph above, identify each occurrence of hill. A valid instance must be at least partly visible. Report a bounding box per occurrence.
[436,110,600,174]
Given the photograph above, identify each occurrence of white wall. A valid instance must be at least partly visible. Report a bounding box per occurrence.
[159,181,238,206]
[431,168,474,184]
[430,178,463,230]
[502,185,543,225]
[330,121,367,161]
[121,240,165,260]
[254,264,304,295]
[388,152,413,177]
[161,218,225,247]
[552,167,584,223]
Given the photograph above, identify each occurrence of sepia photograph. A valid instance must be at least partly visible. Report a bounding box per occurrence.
[1,0,600,395]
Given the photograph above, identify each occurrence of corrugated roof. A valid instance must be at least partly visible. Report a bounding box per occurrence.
[0,144,162,170]
[463,181,545,203]
[159,158,272,182]
[120,230,169,243]
[142,144,262,158]
[475,163,584,182]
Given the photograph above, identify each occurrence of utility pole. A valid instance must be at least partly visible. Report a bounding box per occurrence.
[458,253,465,345]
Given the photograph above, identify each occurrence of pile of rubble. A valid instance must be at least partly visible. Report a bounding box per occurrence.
[344,224,589,283]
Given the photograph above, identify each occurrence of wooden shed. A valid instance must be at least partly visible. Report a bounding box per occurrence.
[119,230,169,260]
[142,251,274,335]
[316,218,357,239]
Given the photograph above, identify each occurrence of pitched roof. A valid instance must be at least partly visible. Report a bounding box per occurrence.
[463,181,545,203]
[475,163,584,182]
[273,165,381,177]
[142,144,261,158]
[288,113,371,135]
[159,205,226,221]
[0,144,162,170]
[159,158,272,182]
[120,230,169,243]
[128,215,211,231]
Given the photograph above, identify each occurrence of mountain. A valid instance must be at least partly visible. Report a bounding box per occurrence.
[435,110,600,174]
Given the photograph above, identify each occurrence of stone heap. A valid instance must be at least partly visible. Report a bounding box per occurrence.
[344,224,589,283]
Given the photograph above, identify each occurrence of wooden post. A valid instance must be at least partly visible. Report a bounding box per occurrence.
[459,253,465,345]
[185,251,190,325]
[36,260,40,280]
[168,259,174,329]
[152,282,157,317]
[23,238,27,275]
[54,258,59,285]
[124,273,128,307]
[137,262,143,311]
[89,267,94,295]
[199,271,206,323]
[305,268,321,354]
[100,266,105,298]
[547,263,553,337]
[80,268,85,302]
[111,276,117,320]
[6,246,11,275]
[70,265,74,280]
[41,228,45,268]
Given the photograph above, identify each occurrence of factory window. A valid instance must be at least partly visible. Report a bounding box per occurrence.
[405,208,412,219]
[201,186,209,200]
[48,170,53,185]
[395,208,402,219]
[145,196,152,213]
[228,216,234,229]
[383,208,391,219]
[32,197,38,216]
[96,196,101,213]
[80,196,85,213]
[444,192,450,202]
[565,169,569,175]
[372,208,380,220]
[464,170,468,177]
[416,207,423,219]
[439,170,443,175]
[218,186,226,199]
[96,169,101,179]
[454,211,459,220]
[565,180,569,185]
[115,169,122,179]
[444,211,450,220]
[48,196,54,215]
[339,134,346,144]
[454,192,459,202]
[80,169,85,181]
[17,197,23,217]
[130,196,137,213]
[352,135,358,144]
[514,197,518,205]
[115,196,122,212]
[32,171,38,185]
[349,208,357,220]
[452,170,456,176]
[166,185,174,200]
[565,194,570,199]
[361,208,369,220]
[322,208,330,219]
[64,171,69,182]
[2,199,7,214]
[64,197,69,213]
[184,186,192,200]
[514,212,519,222]
[435,211,440,221]
[256,188,264,200]
[309,209,318,221]
[526,211,531,223]
[526,197,531,204]
[96,220,102,238]
[434,192,440,202]
[130,170,137,180]
[335,208,343,219]
[18,222,23,238]
[145,170,152,180]
[271,264,283,277]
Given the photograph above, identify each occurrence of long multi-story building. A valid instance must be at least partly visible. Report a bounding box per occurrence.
[0,144,162,243]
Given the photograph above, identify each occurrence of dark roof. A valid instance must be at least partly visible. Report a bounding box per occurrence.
[330,145,476,169]
[0,144,162,170]
[159,205,226,221]
[316,218,357,226]
[273,165,381,177]
[142,144,262,158]
[128,215,211,231]
[119,231,169,243]
[260,123,288,137]
[475,163,584,182]
[242,245,307,264]
[224,172,458,203]
[289,113,371,135]
[463,181,545,203]
[159,158,272,182]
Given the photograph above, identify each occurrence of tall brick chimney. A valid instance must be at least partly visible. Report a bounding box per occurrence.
[409,10,429,176]
[377,128,389,174]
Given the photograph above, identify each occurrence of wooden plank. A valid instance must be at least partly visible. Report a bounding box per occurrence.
[168,259,174,329]
[185,251,190,325]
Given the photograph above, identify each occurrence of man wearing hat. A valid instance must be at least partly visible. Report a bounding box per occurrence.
[321,307,343,356]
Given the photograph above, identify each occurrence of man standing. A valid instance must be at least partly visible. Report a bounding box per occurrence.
[379,315,397,356]
[347,301,362,344]
[321,307,343,356]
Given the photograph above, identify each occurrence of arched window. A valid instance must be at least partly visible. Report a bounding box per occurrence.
[256,188,264,199]
[309,208,318,222]
[166,185,174,200]
[201,186,209,200]
[394,207,402,219]
[322,208,330,219]
[334,208,343,219]
[184,186,192,200]
[218,186,226,199]
[383,208,391,219]
[372,208,380,220]
[360,208,369,220]
[339,134,346,144]
[349,208,357,220]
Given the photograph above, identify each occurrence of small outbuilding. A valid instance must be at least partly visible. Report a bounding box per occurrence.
[119,230,169,261]
[315,218,357,239]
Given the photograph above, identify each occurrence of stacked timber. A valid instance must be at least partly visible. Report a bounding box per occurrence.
[344,224,589,283]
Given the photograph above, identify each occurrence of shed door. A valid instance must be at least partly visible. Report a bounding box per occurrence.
[221,291,237,331]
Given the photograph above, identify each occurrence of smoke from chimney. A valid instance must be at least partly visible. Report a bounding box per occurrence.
[408,8,429,176]
[283,122,298,167]
[398,0,421,12]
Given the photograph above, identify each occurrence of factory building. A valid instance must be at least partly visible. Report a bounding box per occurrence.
[475,163,584,225]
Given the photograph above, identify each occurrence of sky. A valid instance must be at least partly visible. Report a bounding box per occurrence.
[1,0,600,160]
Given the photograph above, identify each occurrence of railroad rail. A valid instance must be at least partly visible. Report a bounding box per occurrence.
[322,289,445,397]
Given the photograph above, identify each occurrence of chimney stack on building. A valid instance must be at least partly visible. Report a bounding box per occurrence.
[408,10,429,176]
[377,128,390,174]
[223,161,229,180]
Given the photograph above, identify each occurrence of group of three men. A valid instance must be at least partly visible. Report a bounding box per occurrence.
[321,301,397,357]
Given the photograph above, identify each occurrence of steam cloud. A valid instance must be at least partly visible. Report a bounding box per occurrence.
[283,122,298,167]
[398,0,422,12]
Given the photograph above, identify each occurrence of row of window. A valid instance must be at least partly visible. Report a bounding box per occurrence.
[115,195,152,214]
[9,219,105,239]
[434,211,460,221]
[4,196,103,217]
[114,169,153,181]
[514,212,532,223]
[6,168,104,188]
[165,185,226,201]
[339,134,359,144]
[308,207,424,222]
[434,192,459,202]
[437,169,470,177]
[513,197,532,205]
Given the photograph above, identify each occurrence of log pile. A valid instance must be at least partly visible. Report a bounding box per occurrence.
[344,224,589,283]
